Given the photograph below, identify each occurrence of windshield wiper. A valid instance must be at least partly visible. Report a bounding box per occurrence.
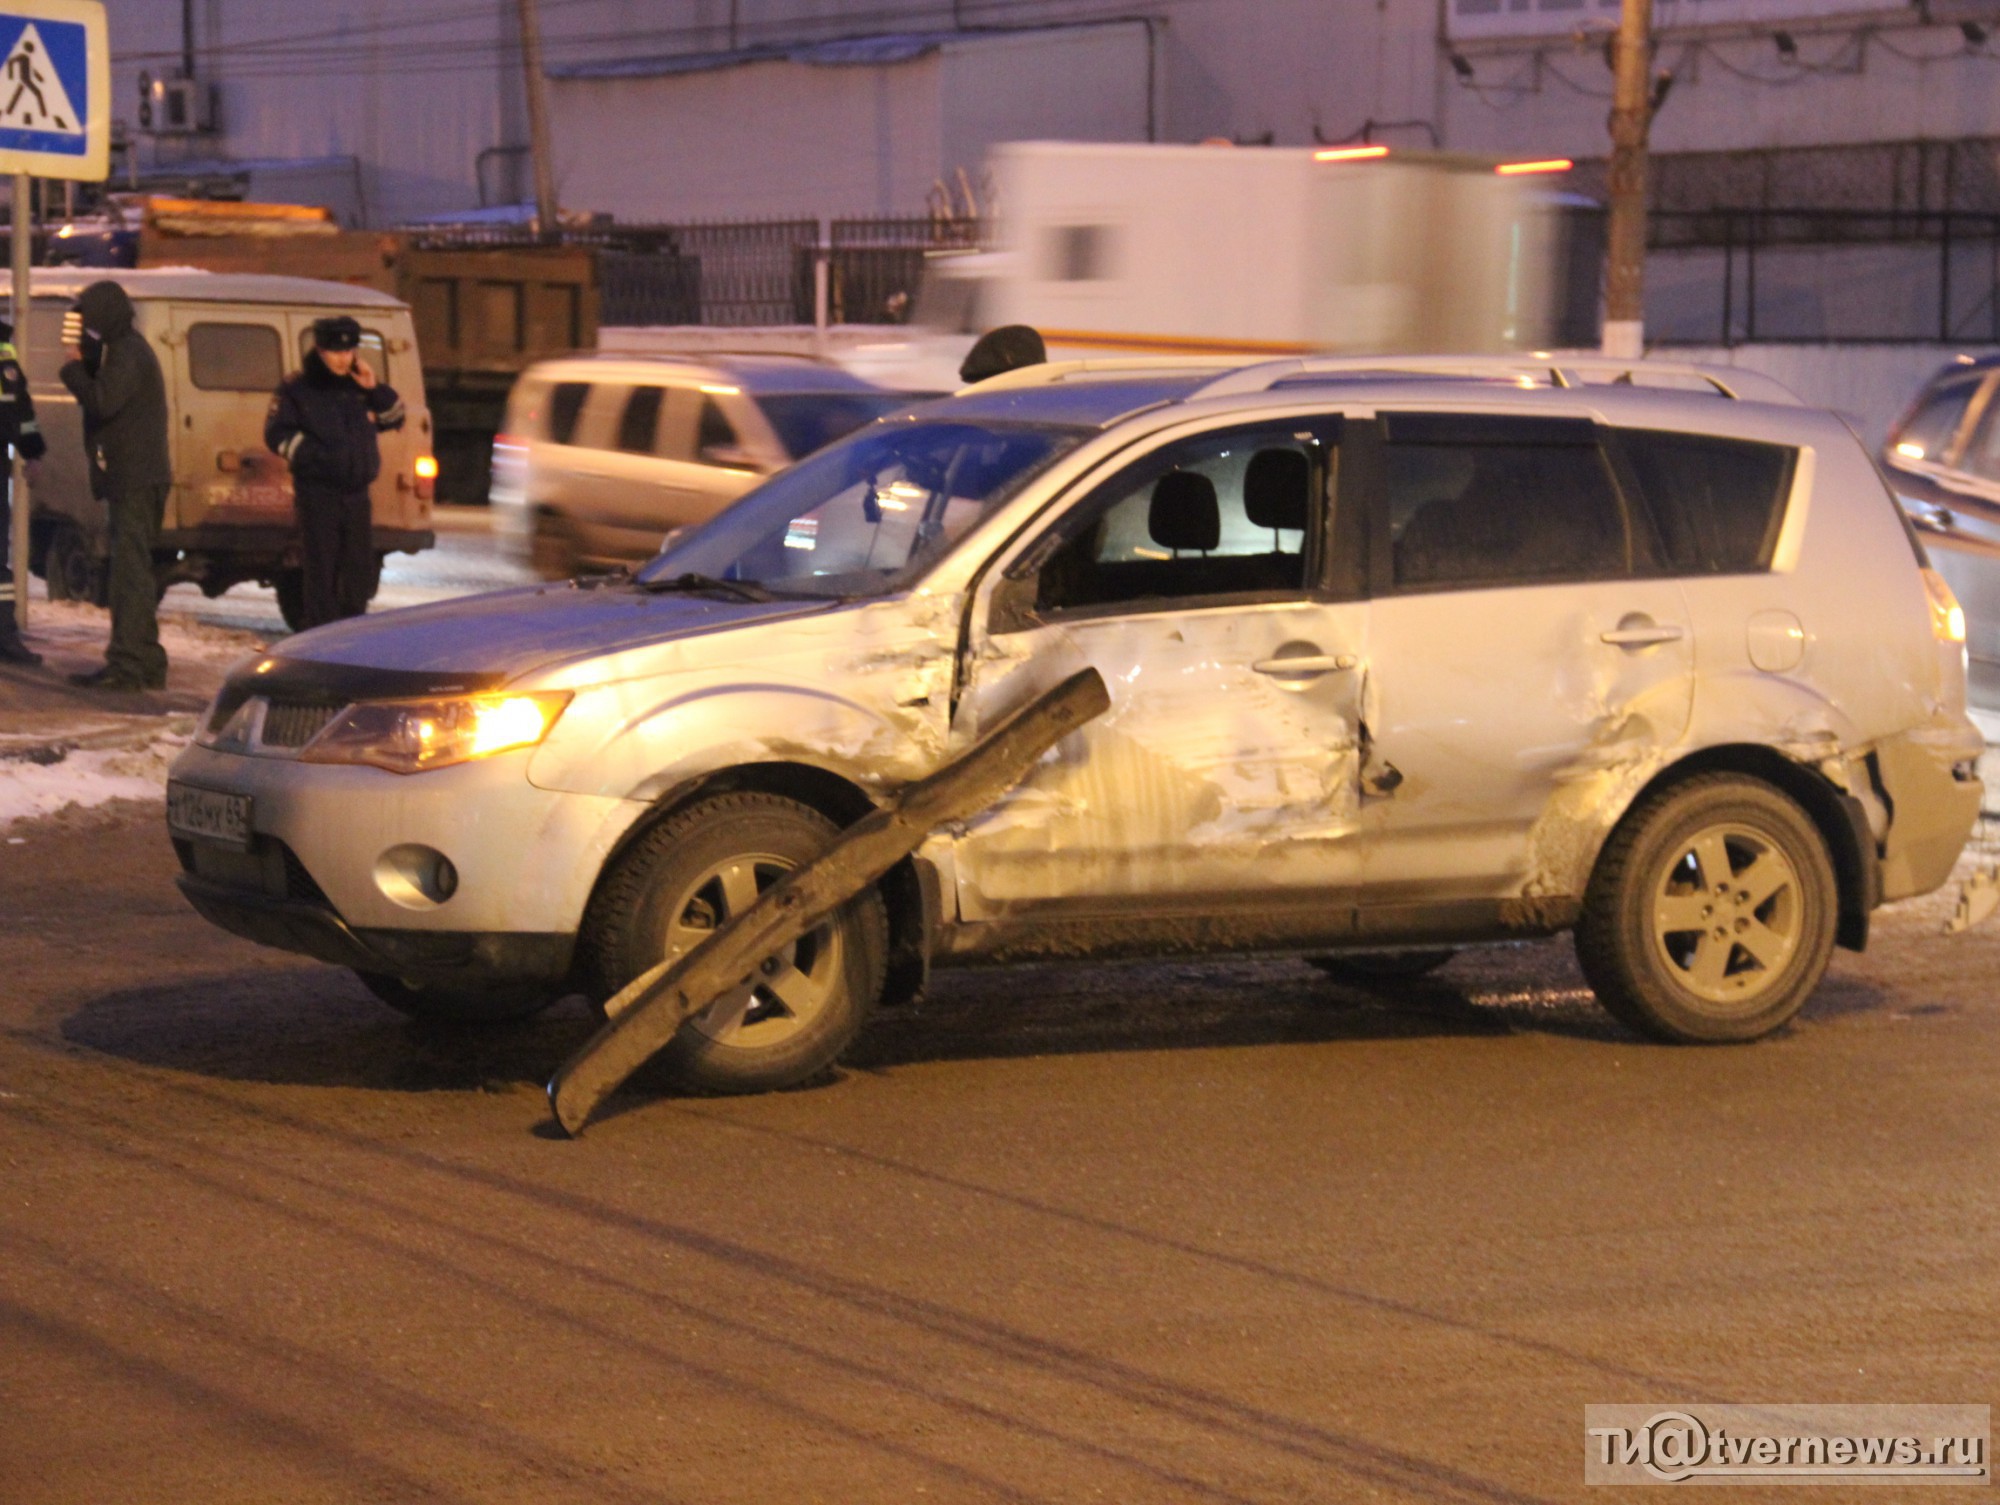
[637,572,779,603]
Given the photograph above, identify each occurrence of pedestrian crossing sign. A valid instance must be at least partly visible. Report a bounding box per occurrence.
[0,1,107,180]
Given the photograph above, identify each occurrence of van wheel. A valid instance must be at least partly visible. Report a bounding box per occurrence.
[1308,949,1457,983]
[530,508,580,579]
[274,569,308,632]
[1575,774,1838,1043]
[355,971,560,1024]
[44,524,103,605]
[579,792,888,1095]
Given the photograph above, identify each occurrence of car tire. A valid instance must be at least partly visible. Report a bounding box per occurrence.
[1575,774,1838,1043]
[43,523,104,605]
[273,569,308,632]
[578,792,888,1095]
[530,508,580,580]
[1307,949,1457,983]
[355,971,561,1024]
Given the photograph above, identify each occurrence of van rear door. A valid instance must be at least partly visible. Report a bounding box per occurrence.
[167,305,293,533]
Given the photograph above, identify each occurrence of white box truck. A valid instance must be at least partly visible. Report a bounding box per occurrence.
[842,141,1596,391]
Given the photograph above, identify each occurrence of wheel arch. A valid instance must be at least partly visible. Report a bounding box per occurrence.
[1608,744,1877,952]
[581,759,936,1006]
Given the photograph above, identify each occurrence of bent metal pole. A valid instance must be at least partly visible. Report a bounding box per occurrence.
[10,171,28,633]
[547,668,1113,1137]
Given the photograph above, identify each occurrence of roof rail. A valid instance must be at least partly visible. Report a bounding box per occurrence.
[960,355,1259,394]
[1192,354,1803,405]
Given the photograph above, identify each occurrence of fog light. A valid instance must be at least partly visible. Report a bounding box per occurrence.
[374,844,459,909]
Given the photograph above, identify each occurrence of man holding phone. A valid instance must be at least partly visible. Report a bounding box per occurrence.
[59,280,172,691]
[265,316,405,630]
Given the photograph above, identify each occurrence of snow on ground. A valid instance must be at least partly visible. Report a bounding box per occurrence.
[0,728,193,830]
[1,597,264,832]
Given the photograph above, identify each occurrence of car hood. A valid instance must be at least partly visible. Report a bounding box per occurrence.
[277,584,831,682]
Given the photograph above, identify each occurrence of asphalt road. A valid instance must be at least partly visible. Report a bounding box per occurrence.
[1,803,1996,1504]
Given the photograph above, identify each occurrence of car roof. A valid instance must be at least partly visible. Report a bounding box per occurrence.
[917,356,1818,437]
[19,267,408,310]
[529,352,890,396]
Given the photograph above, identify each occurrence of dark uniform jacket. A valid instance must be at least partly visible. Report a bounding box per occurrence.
[0,333,45,462]
[57,280,172,496]
[265,351,405,494]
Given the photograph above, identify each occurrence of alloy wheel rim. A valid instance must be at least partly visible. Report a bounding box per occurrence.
[661,851,841,1047]
[1650,822,1803,1009]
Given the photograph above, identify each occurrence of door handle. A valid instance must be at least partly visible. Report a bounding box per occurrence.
[1253,652,1357,677]
[1600,620,1686,648]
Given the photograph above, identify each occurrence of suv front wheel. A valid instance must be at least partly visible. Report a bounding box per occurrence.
[1576,774,1839,1042]
[579,792,888,1094]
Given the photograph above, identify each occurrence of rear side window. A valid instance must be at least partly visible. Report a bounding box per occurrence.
[189,323,283,391]
[698,397,739,458]
[616,385,664,453]
[1892,377,1981,464]
[1618,430,1795,575]
[1383,415,1633,589]
[546,382,590,445]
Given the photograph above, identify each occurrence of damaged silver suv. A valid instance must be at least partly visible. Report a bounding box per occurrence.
[167,354,1987,1092]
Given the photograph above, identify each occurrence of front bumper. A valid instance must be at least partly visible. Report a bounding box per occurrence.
[167,741,648,954]
[176,871,575,984]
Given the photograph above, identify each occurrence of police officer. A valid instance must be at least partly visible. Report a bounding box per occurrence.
[59,279,172,691]
[265,316,405,630]
[0,317,47,666]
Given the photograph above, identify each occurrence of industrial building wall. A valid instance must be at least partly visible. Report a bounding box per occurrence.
[96,0,2000,226]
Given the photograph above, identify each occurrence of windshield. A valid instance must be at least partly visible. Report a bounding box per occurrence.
[637,419,1083,599]
[757,391,917,459]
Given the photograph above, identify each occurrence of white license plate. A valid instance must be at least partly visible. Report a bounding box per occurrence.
[167,782,253,849]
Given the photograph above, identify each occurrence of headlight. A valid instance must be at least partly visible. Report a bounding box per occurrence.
[300,692,572,774]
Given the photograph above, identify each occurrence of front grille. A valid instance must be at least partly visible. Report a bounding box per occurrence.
[261,700,339,749]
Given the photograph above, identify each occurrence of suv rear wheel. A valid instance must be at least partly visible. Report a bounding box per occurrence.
[579,792,887,1094]
[1576,774,1838,1042]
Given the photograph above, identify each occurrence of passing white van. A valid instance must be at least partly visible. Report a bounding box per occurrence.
[490,354,908,576]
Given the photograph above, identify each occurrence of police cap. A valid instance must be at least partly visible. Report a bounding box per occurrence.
[313,316,363,351]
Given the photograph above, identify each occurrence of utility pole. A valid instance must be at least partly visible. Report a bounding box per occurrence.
[516,0,560,239]
[1602,0,1654,359]
[10,171,28,634]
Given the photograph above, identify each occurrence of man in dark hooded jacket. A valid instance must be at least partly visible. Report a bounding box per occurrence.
[59,280,172,690]
[265,316,405,629]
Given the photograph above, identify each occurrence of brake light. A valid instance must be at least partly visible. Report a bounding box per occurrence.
[1922,568,1967,644]
[1314,145,1390,163]
[414,453,437,501]
[1496,158,1573,175]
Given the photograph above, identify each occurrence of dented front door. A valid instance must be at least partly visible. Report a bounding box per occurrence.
[949,416,1369,919]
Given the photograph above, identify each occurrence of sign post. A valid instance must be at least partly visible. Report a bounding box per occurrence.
[0,0,108,633]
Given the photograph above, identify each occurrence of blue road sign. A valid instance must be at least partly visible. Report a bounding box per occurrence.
[0,1,107,180]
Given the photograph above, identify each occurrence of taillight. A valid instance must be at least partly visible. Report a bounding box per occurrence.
[414,453,437,501]
[1922,567,1967,644]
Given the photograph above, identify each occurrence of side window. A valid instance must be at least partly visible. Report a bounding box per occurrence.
[1954,399,2000,484]
[1383,414,1633,590]
[697,397,740,462]
[1032,425,1331,616]
[1892,378,1982,465]
[616,384,664,454]
[546,381,590,445]
[1618,429,1796,574]
[189,323,283,391]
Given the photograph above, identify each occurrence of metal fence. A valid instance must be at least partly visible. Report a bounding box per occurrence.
[1648,209,2000,346]
[405,215,988,328]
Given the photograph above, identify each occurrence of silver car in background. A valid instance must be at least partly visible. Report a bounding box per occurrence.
[489,352,911,577]
[169,354,1985,1096]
